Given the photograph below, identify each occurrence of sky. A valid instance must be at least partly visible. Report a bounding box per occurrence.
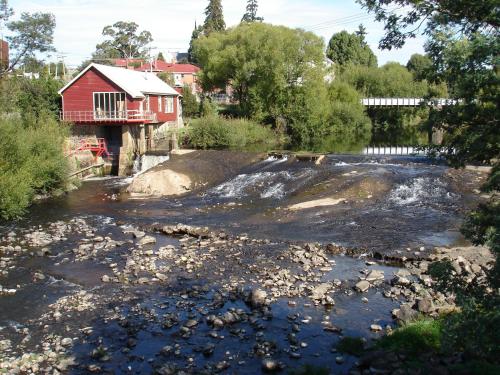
[6,0,426,68]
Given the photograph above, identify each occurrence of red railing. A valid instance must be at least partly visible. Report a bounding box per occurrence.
[65,138,110,158]
[60,110,157,123]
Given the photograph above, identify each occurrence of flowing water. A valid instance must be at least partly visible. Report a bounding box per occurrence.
[0,154,484,374]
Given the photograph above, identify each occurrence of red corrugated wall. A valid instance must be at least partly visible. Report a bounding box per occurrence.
[61,66,178,124]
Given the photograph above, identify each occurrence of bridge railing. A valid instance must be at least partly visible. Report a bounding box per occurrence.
[363,146,427,156]
[361,98,459,107]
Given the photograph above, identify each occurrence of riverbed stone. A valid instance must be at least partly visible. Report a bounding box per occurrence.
[417,297,434,313]
[355,280,370,292]
[310,283,331,301]
[138,236,156,246]
[250,288,268,307]
[366,270,385,282]
[392,304,418,323]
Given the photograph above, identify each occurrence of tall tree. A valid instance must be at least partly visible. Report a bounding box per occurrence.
[355,24,367,39]
[242,0,263,23]
[203,0,225,35]
[157,52,165,62]
[326,30,377,68]
[2,11,56,77]
[95,21,153,59]
[188,22,203,64]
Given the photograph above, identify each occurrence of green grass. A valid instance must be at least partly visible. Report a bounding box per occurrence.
[377,318,442,356]
[336,337,365,356]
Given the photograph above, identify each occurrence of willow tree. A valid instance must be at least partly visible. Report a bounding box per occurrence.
[193,23,356,150]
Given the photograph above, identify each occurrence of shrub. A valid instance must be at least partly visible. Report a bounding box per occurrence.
[181,85,199,118]
[377,318,443,357]
[185,115,279,151]
[0,116,68,220]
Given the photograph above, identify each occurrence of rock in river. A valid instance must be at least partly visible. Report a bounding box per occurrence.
[355,280,370,293]
[250,288,268,308]
[138,235,156,246]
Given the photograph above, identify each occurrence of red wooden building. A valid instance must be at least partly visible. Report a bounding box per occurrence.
[59,63,183,174]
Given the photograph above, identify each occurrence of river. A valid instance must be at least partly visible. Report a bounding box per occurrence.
[0,154,484,374]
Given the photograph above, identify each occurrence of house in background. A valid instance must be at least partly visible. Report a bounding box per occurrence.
[59,63,183,175]
[112,58,146,69]
[0,39,8,70]
[136,60,201,95]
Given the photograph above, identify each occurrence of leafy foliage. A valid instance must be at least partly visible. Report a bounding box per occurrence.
[1,5,56,76]
[357,0,499,50]
[321,81,372,152]
[339,62,432,144]
[0,74,67,220]
[0,116,68,220]
[406,53,433,81]
[185,115,279,152]
[181,85,199,119]
[326,29,377,68]
[193,23,375,151]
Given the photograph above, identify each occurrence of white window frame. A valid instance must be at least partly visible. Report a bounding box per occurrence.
[93,92,127,119]
[164,96,174,114]
[158,96,162,112]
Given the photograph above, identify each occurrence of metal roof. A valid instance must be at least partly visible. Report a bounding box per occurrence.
[58,63,180,98]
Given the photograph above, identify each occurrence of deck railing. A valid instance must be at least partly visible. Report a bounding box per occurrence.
[60,110,157,123]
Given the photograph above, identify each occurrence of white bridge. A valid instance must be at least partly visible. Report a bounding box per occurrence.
[361,98,458,107]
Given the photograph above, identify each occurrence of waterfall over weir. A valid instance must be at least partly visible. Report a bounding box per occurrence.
[132,153,170,175]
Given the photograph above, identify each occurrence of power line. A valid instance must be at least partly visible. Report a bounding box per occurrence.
[304,7,401,32]
[309,15,375,31]
[303,12,370,29]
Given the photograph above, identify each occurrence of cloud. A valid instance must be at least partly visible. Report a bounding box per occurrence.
[7,0,426,67]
